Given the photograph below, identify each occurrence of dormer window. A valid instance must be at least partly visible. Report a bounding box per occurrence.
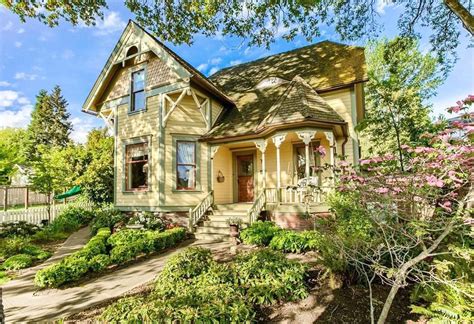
[131,69,145,112]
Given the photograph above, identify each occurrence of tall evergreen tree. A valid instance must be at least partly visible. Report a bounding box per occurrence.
[26,86,72,159]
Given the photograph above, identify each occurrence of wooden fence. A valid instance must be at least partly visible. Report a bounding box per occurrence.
[0,186,75,211]
[0,201,93,225]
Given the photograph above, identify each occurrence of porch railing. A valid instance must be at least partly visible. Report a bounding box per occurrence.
[188,190,214,231]
[247,190,266,225]
[265,186,334,204]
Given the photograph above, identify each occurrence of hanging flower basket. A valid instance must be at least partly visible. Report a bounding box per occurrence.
[217,170,225,183]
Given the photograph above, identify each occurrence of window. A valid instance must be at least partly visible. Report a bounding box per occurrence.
[125,142,148,191]
[176,141,196,190]
[126,46,138,57]
[294,142,321,184]
[131,69,145,112]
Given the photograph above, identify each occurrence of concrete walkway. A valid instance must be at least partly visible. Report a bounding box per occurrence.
[3,237,232,323]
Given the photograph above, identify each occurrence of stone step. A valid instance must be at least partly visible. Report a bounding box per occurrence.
[207,214,249,222]
[194,232,230,242]
[211,210,248,216]
[215,203,252,211]
[195,226,232,235]
[202,220,249,228]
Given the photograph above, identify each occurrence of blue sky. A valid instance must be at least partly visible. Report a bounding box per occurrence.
[0,3,472,143]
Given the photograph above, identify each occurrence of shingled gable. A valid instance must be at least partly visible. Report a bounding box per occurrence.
[82,20,233,114]
[258,75,345,130]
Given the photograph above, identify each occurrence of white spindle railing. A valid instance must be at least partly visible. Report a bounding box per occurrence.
[0,201,93,225]
[280,186,333,204]
[265,188,278,203]
[247,190,266,225]
[188,190,214,231]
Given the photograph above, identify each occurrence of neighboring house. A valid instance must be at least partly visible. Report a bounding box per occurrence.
[10,164,31,186]
[83,21,367,239]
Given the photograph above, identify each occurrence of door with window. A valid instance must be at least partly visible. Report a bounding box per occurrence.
[236,154,254,202]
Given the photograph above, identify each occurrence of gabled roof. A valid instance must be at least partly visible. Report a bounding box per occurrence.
[82,20,233,113]
[210,40,367,100]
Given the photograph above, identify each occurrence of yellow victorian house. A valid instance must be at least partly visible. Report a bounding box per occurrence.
[83,21,367,240]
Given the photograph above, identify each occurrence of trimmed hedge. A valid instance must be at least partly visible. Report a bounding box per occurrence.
[34,227,187,288]
[269,230,323,253]
[34,228,112,288]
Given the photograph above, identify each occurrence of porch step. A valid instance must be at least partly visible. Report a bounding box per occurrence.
[215,204,252,211]
[194,232,231,242]
[202,220,249,228]
[210,210,248,217]
[195,226,233,235]
[207,214,249,222]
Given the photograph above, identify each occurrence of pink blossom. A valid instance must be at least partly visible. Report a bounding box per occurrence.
[314,145,326,157]
[375,187,389,194]
[360,159,372,165]
[426,175,444,188]
[439,201,452,212]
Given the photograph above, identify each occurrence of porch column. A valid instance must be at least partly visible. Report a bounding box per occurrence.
[254,140,268,188]
[272,133,287,201]
[210,145,220,191]
[296,131,316,180]
[323,131,336,182]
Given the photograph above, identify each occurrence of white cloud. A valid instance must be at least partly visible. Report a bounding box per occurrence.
[230,60,242,66]
[14,41,22,48]
[14,72,39,81]
[17,97,30,105]
[70,117,100,143]
[0,90,20,107]
[197,63,208,72]
[209,67,219,75]
[376,0,393,14]
[210,57,222,65]
[0,81,12,87]
[0,105,33,128]
[93,11,126,36]
[17,28,25,34]
[213,31,224,41]
[2,21,12,31]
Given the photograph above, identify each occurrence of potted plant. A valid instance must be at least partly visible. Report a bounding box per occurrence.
[226,217,242,238]
[125,214,145,229]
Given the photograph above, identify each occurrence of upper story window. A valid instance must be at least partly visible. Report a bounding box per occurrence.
[176,141,196,190]
[125,142,148,191]
[131,69,145,112]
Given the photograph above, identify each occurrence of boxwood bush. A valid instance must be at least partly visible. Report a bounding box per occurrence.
[240,221,281,246]
[34,227,187,288]
[101,247,308,322]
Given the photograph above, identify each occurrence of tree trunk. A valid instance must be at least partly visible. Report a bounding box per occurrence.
[377,283,401,324]
[444,0,474,35]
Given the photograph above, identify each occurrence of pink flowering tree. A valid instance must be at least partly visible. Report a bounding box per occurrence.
[325,96,473,323]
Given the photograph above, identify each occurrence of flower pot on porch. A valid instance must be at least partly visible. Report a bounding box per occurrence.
[229,224,239,238]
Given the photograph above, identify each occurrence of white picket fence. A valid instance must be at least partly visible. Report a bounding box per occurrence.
[0,202,93,225]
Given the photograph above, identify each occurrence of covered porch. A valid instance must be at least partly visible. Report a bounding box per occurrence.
[209,128,338,208]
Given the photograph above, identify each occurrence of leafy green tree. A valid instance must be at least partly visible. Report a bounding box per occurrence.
[357,37,443,171]
[78,129,114,203]
[2,1,473,73]
[0,128,27,184]
[26,86,72,159]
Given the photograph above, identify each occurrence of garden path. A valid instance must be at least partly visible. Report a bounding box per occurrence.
[2,238,232,322]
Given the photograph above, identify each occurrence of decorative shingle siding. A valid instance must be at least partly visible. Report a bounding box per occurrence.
[147,56,178,88]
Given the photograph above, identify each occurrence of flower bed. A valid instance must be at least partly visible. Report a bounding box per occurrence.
[34,227,187,288]
[101,247,308,322]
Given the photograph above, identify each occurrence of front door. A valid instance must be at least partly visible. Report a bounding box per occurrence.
[237,154,254,202]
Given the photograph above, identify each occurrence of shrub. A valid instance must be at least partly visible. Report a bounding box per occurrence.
[234,249,308,305]
[89,254,111,272]
[269,230,323,253]
[0,270,9,284]
[240,221,281,246]
[0,236,31,259]
[127,211,166,231]
[3,254,34,270]
[47,206,94,234]
[157,247,213,283]
[0,221,41,238]
[90,206,125,234]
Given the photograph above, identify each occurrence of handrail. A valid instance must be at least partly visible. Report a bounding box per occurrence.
[247,189,266,225]
[188,190,214,231]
